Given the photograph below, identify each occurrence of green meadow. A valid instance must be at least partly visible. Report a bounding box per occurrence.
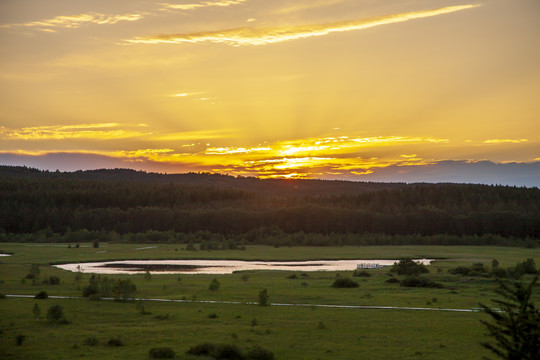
[1,243,539,359]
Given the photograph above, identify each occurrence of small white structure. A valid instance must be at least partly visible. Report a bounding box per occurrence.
[357,263,384,269]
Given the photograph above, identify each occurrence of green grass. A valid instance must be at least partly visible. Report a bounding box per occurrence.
[1,243,539,359]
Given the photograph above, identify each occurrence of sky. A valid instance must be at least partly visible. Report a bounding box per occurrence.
[1,0,539,186]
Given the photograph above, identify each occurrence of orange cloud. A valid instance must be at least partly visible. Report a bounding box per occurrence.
[126,4,480,46]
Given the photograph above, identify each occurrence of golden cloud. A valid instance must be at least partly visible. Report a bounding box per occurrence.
[0,132,449,177]
[483,139,528,144]
[159,0,248,11]
[126,4,480,46]
[1,12,146,30]
[272,0,348,15]
[0,123,148,141]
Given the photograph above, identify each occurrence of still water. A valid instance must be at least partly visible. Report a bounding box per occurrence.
[54,258,432,275]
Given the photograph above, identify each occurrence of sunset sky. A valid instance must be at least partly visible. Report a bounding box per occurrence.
[1,0,539,186]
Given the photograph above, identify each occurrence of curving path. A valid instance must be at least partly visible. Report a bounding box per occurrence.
[5,294,483,313]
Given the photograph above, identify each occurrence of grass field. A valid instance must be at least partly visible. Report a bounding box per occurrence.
[1,243,539,359]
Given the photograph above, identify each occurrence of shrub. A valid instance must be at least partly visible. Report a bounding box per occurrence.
[83,284,98,297]
[136,301,151,315]
[491,268,508,278]
[107,337,124,346]
[521,258,537,274]
[468,271,488,277]
[400,276,443,288]
[89,293,101,301]
[47,305,68,324]
[386,277,400,284]
[286,274,298,279]
[32,303,41,320]
[16,334,25,346]
[35,291,48,299]
[353,270,371,277]
[92,240,99,248]
[208,313,218,319]
[0,293,6,299]
[187,342,216,356]
[214,344,244,359]
[448,266,471,276]
[209,278,220,291]
[28,264,40,279]
[331,277,359,288]
[246,346,275,360]
[84,336,99,346]
[149,347,176,359]
[48,276,60,285]
[154,314,170,320]
[471,263,487,273]
[186,343,244,359]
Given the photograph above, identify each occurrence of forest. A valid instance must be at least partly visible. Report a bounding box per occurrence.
[1,166,539,246]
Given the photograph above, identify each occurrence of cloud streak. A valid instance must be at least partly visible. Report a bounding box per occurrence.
[159,0,248,11]
[1,12,146,31]
[0,123,148,140]
[272,0,348,15]
[483,139,528,144]
[126,4,480,46]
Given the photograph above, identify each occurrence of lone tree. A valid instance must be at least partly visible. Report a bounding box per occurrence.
[32,303,41,320]
[208,278,220,291]
[47,305,68,324]
[258,288,269,306]
[144,270,152,281]
[479,275,539,360]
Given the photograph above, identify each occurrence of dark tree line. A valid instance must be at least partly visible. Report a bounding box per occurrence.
[1,166,539,245]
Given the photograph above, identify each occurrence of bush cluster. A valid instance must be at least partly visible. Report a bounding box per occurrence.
[390,258,429,276]
[448,258,537,279]
[107,337,124,346]
[34,291,48,299]
[149,347,176,359]
[400,276,443,288]
[186,343,274,360]
[82,275,136,301]
[331,277,359,288]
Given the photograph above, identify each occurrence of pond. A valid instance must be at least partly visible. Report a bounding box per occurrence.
[54,258,432,275]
